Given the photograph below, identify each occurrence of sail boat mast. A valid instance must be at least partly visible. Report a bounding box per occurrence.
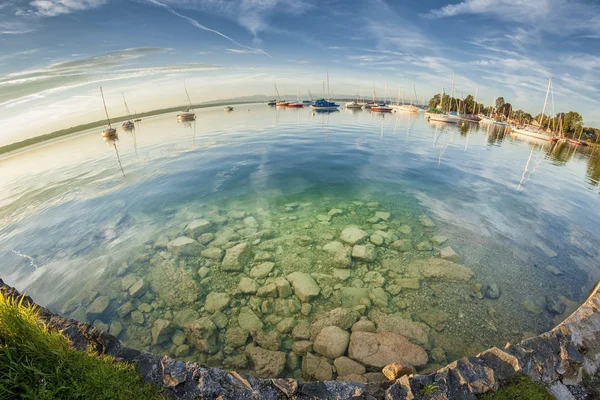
[326,71,330,99]
[122,93,131,117]
[539,77,552,128]
[100,87,112,127]
[184,81,193,111]
[473,88,478,114]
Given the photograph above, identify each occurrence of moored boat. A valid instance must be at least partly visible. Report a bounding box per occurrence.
[122,120,135,130]
[511,78,556,142]
[345,101,363,109]
[458,113,481,123]
[397,104,419,113]
[177,81,196,121]
[310,98,340,110]
[428,113,458,123]
[224,106,234,112]
[288,87,304,108]
[267,100,276,106]
[99,87,118,140]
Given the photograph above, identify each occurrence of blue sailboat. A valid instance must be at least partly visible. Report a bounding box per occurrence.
[310,72,340,110]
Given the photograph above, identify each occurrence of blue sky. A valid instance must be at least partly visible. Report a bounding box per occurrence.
[1,0,599,144]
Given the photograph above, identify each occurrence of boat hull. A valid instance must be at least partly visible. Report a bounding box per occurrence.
[276,102,289,107]
[397,105,419,113]
[177,113,196,121]
[371,107,393,113]
[102,128,117,139]
[310,105,340,110]
[288,103,304,108]
[428,114,458,123]
[511,127,553,141]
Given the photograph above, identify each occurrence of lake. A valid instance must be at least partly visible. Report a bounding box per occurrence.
[1,103,599,379]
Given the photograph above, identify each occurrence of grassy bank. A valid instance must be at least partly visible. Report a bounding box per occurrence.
[478,375,553,400]
[0,295,164,399]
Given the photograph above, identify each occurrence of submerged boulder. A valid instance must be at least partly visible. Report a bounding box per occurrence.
[313,326,350,359]
[405,258,473,281]
[246,345,286,378]
[340,226,368,245]
[348,331,428,368]
[222,242,252,271]
[286,272,320,302]
[167,236,202,256]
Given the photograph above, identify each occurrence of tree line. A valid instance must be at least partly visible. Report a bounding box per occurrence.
[428,93,599,142]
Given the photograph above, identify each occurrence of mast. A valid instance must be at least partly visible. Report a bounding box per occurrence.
[473,88,478,114]
[396,85,401,106]
[297,86,300,103]
[100,87,112,128]
[184,81,193,111]
[450,73,455,112]
[539,77,552,128]
[326,71,330,100]
[440,86,444,110]
[274,84,281,101]
[384,82,387,105]
[122,93,131,117]
[412,84,417,106]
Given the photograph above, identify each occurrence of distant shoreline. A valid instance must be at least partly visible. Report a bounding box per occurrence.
[0,100,265,156]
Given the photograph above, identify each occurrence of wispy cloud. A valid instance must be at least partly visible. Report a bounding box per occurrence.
[18,0,108,17]
[140,0,270,57]
[226,48,265,55]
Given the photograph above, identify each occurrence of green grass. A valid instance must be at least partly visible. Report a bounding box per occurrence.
[421,382,439,395]
[0,294,165,400]
[478,375,554,400]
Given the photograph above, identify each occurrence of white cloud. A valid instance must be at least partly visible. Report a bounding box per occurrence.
[20,0,108,17]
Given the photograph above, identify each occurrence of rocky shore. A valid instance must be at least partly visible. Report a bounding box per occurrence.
[1,278,599,399]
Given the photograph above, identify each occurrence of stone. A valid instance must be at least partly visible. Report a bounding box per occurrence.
[204,292,230,313]
[419,215,435,228]
[333,269,352,281]
[313,326,351,359]
[352,244,377,262]
[128,278,147,298]
[328,208,343,216]
[250,262,275,279]
[245,345,286,379]
[147,260,199,306]
[396,278,421,290]
[364,271,386,287]
[431,347,447,363]
[546,295,566,314]
[536,241,558,257]
[175,345,191,358]
[332,249,352,269]
[398,225,412,235]
[93,320,108,332]
[340,226,368,245]
[120,274,139,291]
[391,240,412,252]
[545,265,563,275]
[109,321,122,337]
[197,232,215,245]
[286,272,320,302]
[198,266,211,279]
[274,277,293,298]
[238,277,259,294]
[375,211,391,221]
[238,307,264,332]
[225,326,249,348]
[254,251,274,262]
[364,372,388,383]
[130,311,144,325]
[371,313,429,345]
[323,241,345,254]
[173,308,199,327]
[416,241,433,251]
[222,242,252,271]
[301,303,312,316]
[167,236,202,256]
[309,308,360,340]
[87,296,109,319]
[137,303,152,313]
[201,247,224,261]
[276,317,296,333]
[337,374,368,384]
[184,317,217,353]
[431,235,448,246]
[339,287,370,308]
[334,356,366,376]
[440,246,461,263]
[185,219,212,238]
[370,234,384,246]
[369,288,389,309]
[257,283,277,298]
[352,320,376,333]
[171,330,186,346]
[522,296,547,314]
[405,258,474,281]
[417,309,448,332]
[291,340,313,355]
[251,329,281,351]
[484,284,501,299]
[244,216,259,228]
[317,214,331,222]
[348,331,428,368]
[228,210,246,220]
[302,353,333,381]
[152,319,172,345]
[292,322,310,340]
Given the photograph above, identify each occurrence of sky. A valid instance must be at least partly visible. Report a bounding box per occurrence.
[1,0,599,145]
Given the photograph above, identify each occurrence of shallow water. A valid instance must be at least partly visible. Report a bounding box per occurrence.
[1,104,600,379]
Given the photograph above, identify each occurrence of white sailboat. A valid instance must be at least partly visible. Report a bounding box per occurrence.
[511,78,555,141]
[177,81,196,121]
[100,87,117,140]
[121,93,134,130]
[428,85,458,123]
[398,84,419,112]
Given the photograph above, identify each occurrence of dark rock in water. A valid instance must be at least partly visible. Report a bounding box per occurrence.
[484,284,501,299]
[546,295,566,314]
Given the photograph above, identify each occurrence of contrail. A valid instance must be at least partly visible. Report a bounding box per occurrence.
[142,0,271,57]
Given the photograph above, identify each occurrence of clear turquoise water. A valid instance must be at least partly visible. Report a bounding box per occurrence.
[1,104,599,378]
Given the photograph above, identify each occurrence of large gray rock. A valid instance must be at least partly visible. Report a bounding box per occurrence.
[405,258,474,281]
[238,306,264,332]
[245,345,286,378]
[338,287,370,308]
[222,242,252,271]
[225,325,249,348]
[201,247,224,261]
[348,331,428,368]
[302,353,333,381]
[86,296,109,319]
[250,262,275,279]
[313,326,351,359]
[173,308,199,327]
[238,277,259,294]
[185,219,213,239]
[309,308,360,340]
[151,319,172,345]
[286,272,320,302]
[440,246,461,263]
[352,244,377,262]
[371,312,429,345]
[340,226,368,245]
[204,292,230,313]
[167,236,203,256]
[184,317,217,354]
[334,356,366,376]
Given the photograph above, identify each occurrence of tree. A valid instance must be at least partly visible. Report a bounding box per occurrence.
[500,103,512,117]
[561,111,583,136]
[495,97,505,112]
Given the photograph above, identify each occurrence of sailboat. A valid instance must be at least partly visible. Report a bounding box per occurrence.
[371,83,393,112]
[397,84,419,112]
[345,90,363,109]
[275,84,289,107]
[288,86,304,108]
[121,93,135,130]
[458,88,481,123]
[511,78,556,141]
[100,87,117,140]
[224,106,234,112]
[177,81,196,121]
[428,85,457,123]
[310,72,340,110]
